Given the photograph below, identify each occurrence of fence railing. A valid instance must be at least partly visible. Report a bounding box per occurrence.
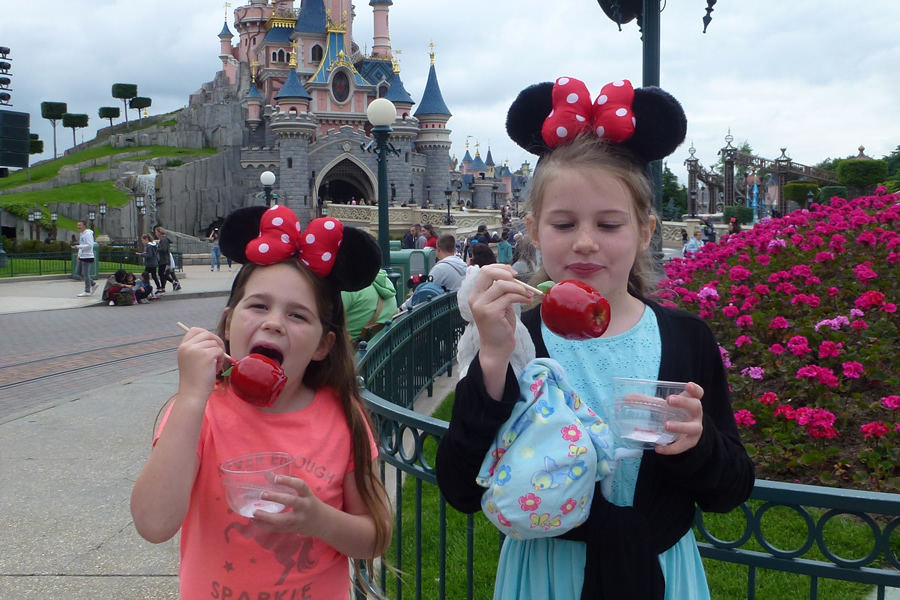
[357,293,900,600]
[0,251,183,278]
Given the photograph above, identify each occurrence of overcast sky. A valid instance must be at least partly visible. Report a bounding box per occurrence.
[4,0,899,184]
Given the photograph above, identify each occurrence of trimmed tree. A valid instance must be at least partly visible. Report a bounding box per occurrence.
[62,113,89,149]
[112,83,138,128]
[837,159,889,196]
[784,181,819,209]
[25,133,43,182]
[40,101,67,158]
[98,106,120,131]
[129,96,152,126]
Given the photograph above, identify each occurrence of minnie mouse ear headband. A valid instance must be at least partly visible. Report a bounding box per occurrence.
[506,77,687,164]
[219,205,381,293]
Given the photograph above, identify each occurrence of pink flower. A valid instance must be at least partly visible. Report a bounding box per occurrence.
[736,315,754,328]
[754,284,771,295]
[728,265,753,282]
[842,361,864,379]
[734,409,756,426]
[818,341,842,359]
[853,263,878,283]
[560,425,582,442]
[787,336,811,357]
[735,335,752,347]
[814,251,835,263]
[561,498,578,515]
[741,366,764,380]
[855,290,885,311]
[722,305,739,318]
[861,421,891,438]
[875,185,887,195]
[770,316,790,329]
[851,319,869,331]
[827,287,840,297]
[755,254,771,266]
[759,392,778,405]
[519,493,542,511]
[774,405,796,420]
[881,395,900,410]
[719,345,732,368]
[769,344,786,355]
[881,303,897,313]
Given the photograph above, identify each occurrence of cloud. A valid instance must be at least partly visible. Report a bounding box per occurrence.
[4,0,898,181]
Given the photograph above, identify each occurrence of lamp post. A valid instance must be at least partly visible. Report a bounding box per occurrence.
[260,170,276,207]
[426,185,431,207]
[27,208,34,240]
[99,197,107,235]
[444,186,454,226]
[689,188,698,218]
[806,190,814,209]
[409,181,414,205]
[513,187,520,217]
[135,195,145,239]
[88,209,96,232]
[390,182,396,206]
[364,97,402,285]
[33,206,42,242]
[492,183,499,210]
[50,209,58,241]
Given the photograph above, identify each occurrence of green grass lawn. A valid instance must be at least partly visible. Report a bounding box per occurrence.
[382,392,888,599]
[0,144,217,191]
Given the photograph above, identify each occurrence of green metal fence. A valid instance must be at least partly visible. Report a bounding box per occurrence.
[357,293,900,600]
[0,250,183,278]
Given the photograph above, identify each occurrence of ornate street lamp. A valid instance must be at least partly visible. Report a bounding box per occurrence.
[99,197,107,235]
[260,171,276,207]
[444,186,454,226]
[409,181,415,205]
[513,187,520,217]
[689,188,698,218]
[135,195,145,239]
[364,97,401,286]
[51,208,58,241]
[27,208,35,240]
[33,206,42,242]
[807,190,814,208]
[88,208,96,232]
[390,182,396,206]
[426,184,431,207]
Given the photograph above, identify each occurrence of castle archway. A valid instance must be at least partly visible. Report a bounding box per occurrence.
[316,156,376,206]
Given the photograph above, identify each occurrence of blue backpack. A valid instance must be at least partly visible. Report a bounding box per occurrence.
[409,280,446,307]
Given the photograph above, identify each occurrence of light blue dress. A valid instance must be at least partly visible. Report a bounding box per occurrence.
[492,307,710,600]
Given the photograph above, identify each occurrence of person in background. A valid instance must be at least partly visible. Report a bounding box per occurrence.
[72,220,98,297]
[154,226,182,292]
[342,269,399,340]
[727,218,742,236]
[423,223,438,249]
[497,230,513,264]
[683,229,704,257]
[102,269,135,306]
[415,225,428,249]
[474,224,491,245]
[510,235,538,280]
[208,228,221,271]
[468,241,497,267]
[402,224,418,249]
[681,228,688,246]
[428,234,467,293]
[135,272,158,301]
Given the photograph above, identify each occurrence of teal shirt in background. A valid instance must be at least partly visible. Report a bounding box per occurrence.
[498,240,513,264]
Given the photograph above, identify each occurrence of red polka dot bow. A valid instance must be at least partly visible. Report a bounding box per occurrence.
[245,205,343,277]
[541,77,636,148]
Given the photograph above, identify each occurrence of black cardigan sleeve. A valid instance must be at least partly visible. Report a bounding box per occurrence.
[435,353,520,514]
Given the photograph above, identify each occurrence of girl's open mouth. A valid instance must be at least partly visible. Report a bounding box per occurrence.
[250,345,284,366]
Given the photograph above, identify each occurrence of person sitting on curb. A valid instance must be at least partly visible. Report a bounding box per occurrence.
[102,269,136,306]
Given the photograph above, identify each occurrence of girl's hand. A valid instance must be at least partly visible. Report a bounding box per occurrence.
[176,327,226,405]
[468,264,534,367]
[253,475,322,536]
[655,381,704,456]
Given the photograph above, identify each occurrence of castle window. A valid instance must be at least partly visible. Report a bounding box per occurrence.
[277,49,286,63]
[311,45,323,63]
[287,157,293,168]
[331,71,350,103]
[378,85,388,98]
[271,51,277,63]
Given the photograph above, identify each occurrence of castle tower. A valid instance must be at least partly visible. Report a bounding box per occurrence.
[245,62,264,130]
[270,46,317,218]
[370,0,393,59]
[485,146,495,178]
[232,0,271,64]
[468,146,493,208]
[413,46,452,202]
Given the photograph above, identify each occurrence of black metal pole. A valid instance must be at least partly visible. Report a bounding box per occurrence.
[372,125,393,274]
[642,0,664,266]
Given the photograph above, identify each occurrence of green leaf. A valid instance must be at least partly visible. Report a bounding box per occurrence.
[798,451,825,466]
[221,366,233,377]
[537,281,554,294]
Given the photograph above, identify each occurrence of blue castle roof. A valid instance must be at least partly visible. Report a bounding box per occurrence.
[385,73,415,105]
[219,21,233,37]
[414,63,451,117]
[485,148,495,166]
[296,0,327,34]
[247,81,262,99]
[264,26,294,44]
[462,149,473,163]
[276,68,312,100]
[469,153,487,171]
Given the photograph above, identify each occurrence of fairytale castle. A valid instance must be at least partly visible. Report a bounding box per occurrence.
[184,0,526,229]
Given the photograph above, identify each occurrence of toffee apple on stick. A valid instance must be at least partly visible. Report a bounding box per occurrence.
[176,322,287,407]
[537,280,611,340]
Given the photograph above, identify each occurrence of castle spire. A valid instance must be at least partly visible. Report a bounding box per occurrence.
[414,49,451,117]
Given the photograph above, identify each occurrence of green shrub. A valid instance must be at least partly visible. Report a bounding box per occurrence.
[818,186,847,203]
[723,205,753,224]
[784,182,819,206]
[165,158,184,167]
[837,159,889,187]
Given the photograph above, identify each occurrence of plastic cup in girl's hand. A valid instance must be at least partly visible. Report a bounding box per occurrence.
[609,378,691,449]
[219,452,294,517]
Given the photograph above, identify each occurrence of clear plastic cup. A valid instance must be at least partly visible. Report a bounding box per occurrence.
[609,378,691,449]
[219,452,294,517]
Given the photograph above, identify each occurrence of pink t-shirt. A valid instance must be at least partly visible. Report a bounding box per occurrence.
[155,384,377,599]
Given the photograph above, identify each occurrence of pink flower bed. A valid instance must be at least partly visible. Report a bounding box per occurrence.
[656,192,900,490]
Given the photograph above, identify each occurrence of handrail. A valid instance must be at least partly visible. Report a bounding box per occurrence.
[357,293,900,599]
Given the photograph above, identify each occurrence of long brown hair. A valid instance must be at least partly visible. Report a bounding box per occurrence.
[217,259,392,577]
[525,134,659,297]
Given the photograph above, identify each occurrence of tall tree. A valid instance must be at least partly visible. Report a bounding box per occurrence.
[62,113,89,149]
[111,83,137,128]
[662,162,687,216]
[129,96,152,126]
[40,101,67,158]
[98,106,120,131]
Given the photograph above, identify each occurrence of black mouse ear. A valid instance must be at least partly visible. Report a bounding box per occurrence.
[506,81,554,156]
[219,206,267,264]
[328,226,382,292]
[626,86,687,163]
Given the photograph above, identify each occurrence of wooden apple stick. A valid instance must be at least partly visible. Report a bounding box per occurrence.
[512,278,544,296]
[176,322,235,363]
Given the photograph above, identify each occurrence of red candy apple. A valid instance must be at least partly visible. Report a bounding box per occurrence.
[540,280,611,340]
[228,353,287,407]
